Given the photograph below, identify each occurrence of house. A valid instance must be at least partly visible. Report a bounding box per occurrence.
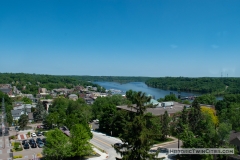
[40,99,53,111]
[84,97,94,105]
[145,99,161,107]
[13,104,36,110]
[39,88,47,93]
[21,94,35,101]
[74,86,84,91]
[0,84,13,96]
[11,110,24,121]
[28,113,34,123]
[229,131,240,153]
[68,94,78,101]
[11,107,32,121]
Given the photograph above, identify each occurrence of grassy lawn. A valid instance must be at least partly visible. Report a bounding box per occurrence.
[153,137,174,144]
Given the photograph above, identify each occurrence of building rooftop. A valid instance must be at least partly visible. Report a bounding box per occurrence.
[117,102,185,116]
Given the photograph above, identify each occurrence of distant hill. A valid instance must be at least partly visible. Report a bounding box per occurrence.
[145,77,240,95]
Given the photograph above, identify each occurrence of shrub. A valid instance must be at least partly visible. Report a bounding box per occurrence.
[13,155,23,159]
[27,132,30,136]
[15,147,23,151]
[37,153,42,157]
[14,142,20,148]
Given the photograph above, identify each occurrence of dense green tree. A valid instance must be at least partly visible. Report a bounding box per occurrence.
[145,77,240,94]
[43,129,72,160]
[21,97,32,104]
[70,124,92,158]
[18,114,28,130]
[196,94,217,105]
[43,112,59,129]
[116,91,157,160]
[128,91,152,116]
[111,110,130,137]
[99,104,116,134]
[6,112,13,126]
[161,111,170,140]
[49,97,69,114]
[188,99,202,134]
[64,114,79,130]
[158,94,179,102]
[217,122,232,147]
[34,102,46,122]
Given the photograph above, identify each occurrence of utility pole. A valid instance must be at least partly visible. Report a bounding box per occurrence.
[1,97,6,149]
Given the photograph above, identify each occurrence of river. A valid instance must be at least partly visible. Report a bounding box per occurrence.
[93,81,200,100]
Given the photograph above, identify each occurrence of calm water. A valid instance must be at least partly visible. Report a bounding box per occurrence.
[94,81,201,100]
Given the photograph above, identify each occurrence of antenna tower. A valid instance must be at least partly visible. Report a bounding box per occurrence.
[1,97,6,149]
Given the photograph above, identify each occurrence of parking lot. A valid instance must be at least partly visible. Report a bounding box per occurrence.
[12,130,46,159]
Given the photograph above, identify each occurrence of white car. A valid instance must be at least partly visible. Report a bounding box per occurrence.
[31,133,37,137]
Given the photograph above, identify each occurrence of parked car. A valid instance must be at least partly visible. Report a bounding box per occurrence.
[38,142,44,148]
[37,131,42,136]
[37,125,44,129]
[36,138,42,144]
[30,143,37,148]
[23,143,30,149]
[31,133,37,137]
[29,139,35,144]
[114,143,123,148]
[15,126,20,131]
[22,140,27,145]
[42,138,46,144]
[156,147,169,159]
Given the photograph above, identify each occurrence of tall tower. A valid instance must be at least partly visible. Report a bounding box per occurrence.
[1,97,5,136]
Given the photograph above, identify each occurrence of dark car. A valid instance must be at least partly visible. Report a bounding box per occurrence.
[29,139,35,144]
[38,142,44,148]
[36,138,42,144]
[30,143,37,148]
[22,140,27,145]
[24,143,30,149]
[42,138,46,144]
[158,147,169,153]
[114,143,123,148]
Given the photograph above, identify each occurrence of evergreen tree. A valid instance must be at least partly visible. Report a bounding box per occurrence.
[18,114,29,130]
[34,101,46,122]
[116,91,157,160]
[161,111,170,140]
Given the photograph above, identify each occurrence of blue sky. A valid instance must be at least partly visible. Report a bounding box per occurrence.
[0,0,240,77]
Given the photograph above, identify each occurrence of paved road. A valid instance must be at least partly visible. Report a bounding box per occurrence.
[162,141,183,149]
[90,131,122,160]
[0,136,12,160]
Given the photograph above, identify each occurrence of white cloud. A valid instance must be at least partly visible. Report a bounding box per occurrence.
[211,45,219,49]
[170,44,178,49]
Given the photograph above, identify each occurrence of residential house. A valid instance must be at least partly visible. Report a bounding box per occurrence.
[84,97,94,105]
[74,86,84,91]
[39,88,47,93]
[0,84,13,96]
[40,99,53,111]
[68,94,78,101]
[28,113,34,123]
[11,110,24,121]
[229,131,240,154]
[11,107,32,121]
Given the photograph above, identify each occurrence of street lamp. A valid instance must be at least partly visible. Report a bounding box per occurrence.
[175,127,180,149]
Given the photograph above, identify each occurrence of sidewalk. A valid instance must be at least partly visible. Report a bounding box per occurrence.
[87,147,109,160]
[152,136,179,149]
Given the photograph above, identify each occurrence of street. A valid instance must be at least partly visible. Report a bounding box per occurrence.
[90,131,122,160]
